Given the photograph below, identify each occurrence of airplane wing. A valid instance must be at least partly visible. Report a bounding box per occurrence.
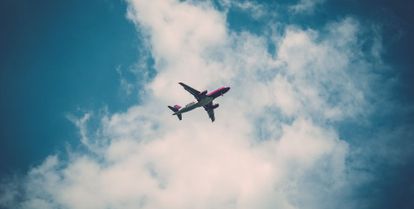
[203,102,215,122]
[179,82,202,101]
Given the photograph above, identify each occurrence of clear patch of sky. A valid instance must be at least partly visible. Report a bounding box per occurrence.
[0,0,145,177]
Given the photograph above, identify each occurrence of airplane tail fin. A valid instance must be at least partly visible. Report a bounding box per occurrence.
[168,105,182,120]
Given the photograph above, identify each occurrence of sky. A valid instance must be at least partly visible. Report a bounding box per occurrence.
[0,0,413,209]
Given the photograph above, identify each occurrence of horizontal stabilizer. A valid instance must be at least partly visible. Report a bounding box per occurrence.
[168,105,181,112]
[168,105,182,121]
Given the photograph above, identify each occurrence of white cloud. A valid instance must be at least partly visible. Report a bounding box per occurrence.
[289,0,325,14]
[0,0,383,209]
[66,113,96,151]
[274,19,369,120]
[219,0,269,20]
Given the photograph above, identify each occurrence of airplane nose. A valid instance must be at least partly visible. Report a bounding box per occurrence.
[225,87,230,92]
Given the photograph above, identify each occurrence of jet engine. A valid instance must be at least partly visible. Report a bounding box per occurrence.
[200,90,207,96]
[212,104,219,109]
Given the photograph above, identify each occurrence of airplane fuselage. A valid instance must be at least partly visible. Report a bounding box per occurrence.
[174,96,214,115]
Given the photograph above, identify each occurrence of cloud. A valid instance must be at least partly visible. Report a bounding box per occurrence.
[0,0,386,209]
[289,0,325,14]
[66,113,94,150]
[219,0,269,20]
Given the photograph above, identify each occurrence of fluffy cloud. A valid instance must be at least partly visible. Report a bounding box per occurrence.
[0,0,384,209]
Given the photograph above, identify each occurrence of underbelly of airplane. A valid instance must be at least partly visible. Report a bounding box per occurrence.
[176,97,214,114]
[198,96,214,106]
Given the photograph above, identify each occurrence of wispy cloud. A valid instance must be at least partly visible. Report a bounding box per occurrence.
[289,0,325,14]
[0,0,389,209]
[219,0,269,20]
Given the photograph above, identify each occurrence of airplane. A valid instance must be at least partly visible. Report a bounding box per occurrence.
[168,82,230,122]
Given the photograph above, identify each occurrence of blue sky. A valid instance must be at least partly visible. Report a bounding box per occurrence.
[0,0,413,209]
[1,0,139,174]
